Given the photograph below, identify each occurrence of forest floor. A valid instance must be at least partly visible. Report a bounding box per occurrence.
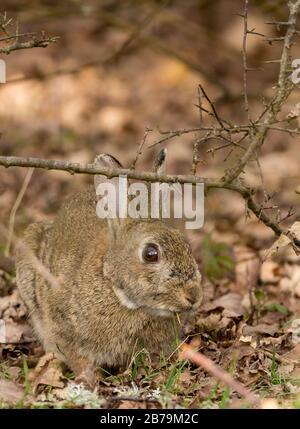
[1,235,300,409]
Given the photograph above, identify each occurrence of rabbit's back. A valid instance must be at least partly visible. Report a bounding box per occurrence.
[16,187,112,353]
[45,186,109,277]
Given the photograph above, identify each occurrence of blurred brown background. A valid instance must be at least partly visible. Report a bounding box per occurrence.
[1,2,300,408]
[0,0,299,252]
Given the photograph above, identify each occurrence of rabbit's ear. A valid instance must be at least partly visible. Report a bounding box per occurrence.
[128,149,168,220]
[149,149,168,218]
[94,154,122,191]
[94,154,124,239]
[153,148,167,176]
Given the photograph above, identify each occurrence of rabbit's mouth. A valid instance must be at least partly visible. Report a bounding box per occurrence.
[143,307,174,318]
[113,287,175,317]
[142,302,200,318]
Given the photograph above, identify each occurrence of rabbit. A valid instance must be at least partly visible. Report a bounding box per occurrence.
[16,153,202,385]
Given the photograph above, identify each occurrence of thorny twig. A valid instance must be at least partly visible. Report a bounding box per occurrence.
[224,0,300,184]
[0,14,58,54]
[0,36,59,54]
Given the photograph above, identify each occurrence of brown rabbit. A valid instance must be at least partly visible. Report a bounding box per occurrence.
[16,154,202,383]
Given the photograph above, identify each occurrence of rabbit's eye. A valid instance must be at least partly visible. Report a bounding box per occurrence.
[142,243,159,263]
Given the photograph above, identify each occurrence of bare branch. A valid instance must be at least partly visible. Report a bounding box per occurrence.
[242,0,250,118]
[0,36,58,54]
[0,155,297,247]
[224,0,300,184]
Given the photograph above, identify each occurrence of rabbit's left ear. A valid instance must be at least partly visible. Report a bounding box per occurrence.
[94,154,125,239]
[94,154,122,191]
[132,149,167,218]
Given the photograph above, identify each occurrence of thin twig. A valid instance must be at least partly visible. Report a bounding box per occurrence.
[181,344,260,407]
[6,168,34,256]
[130,128,152,170]
[199,84,226,129]
[0,223,61,289]
[5,6,164,84]
[242,0,250,119]
[0,32,35,42]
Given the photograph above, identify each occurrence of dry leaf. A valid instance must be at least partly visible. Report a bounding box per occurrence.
[263,221,300,261]
[239,335,253,343]
[234,246,260,291]
[280,265,300,297]
[290,221,300,239]
[0,380,25,404]
[263,235,291,260]
[260,261,281,284]
[261,399,280,409]
[196,313,221,331]
[260,334,287,347]
[202,292,244,317]
[280,343,300,379]
[2,320,34,344]
[0,289,27,319]
[242,323,279,336]
[278,364,295,376]
[29,352,65,393]
[239,335,257,349]
[118,400,147,409]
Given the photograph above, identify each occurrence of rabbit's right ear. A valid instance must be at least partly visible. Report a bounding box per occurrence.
[94,154,124,240]
[153,148,167,176]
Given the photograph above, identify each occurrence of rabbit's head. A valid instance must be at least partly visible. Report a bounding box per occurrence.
[94,154,202,318]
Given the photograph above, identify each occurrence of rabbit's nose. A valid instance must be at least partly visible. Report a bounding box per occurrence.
[186,295,195,306]
[183,295,198,310]
[180,291,201,312]
[187,286,201,303]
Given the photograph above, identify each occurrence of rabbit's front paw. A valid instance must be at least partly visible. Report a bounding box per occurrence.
[74,363,99,391]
